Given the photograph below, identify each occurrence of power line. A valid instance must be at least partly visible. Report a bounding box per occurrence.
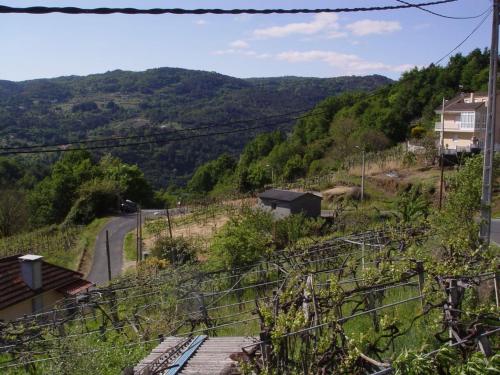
[0,109,330,155]
[434,8,492,65]
[0,1,457,16]
[0,107,317,151]
[395,0,491,19]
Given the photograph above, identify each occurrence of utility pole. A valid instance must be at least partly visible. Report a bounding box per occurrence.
[136,208,140,264]
[356,145,365,201]
[480,0,499,246]
[166,207,173,239]
[139,207,143,260]
[439,97,445,210]
[361,149,365,202]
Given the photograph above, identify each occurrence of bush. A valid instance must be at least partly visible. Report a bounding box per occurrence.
[210,209,273,271]
[150,236,196,266]
[274,214,326,248]
[63,179,120,225]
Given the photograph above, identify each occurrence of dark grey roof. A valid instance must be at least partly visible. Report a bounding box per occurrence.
[444,101,485,111]
[435,93,487,113]
[258,189,320,202]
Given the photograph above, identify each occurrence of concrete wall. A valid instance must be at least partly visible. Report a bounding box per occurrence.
[0,290,64,321]
[442,130,484,150]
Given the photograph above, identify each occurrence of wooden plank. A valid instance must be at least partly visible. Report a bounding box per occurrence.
[166,335,207,375]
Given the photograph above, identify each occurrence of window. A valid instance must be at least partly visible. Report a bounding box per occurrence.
[460,112,474,129]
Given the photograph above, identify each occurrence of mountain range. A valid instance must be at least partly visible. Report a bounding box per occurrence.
[0,67,391,187]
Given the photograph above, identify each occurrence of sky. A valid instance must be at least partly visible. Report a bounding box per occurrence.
[0,0,493,81]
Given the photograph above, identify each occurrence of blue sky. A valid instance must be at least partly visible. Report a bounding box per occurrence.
[0,0,492,81]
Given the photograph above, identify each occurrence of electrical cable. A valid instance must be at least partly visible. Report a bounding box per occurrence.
[0,109,327,155]
[395,0,491,20]
[0,107,318,151]
[0,1,457,16]
[434,8,492,65]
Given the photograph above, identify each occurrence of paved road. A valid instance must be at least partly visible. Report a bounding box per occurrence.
[87,209,178,286]
[490,219,500,245]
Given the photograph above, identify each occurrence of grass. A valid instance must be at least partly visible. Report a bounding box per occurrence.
[124,230,137,262]
[74,217,111,274]
[0,217,111,272]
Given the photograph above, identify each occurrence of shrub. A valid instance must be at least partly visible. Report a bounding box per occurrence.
[150,236,196,266]
[63,179,121,225]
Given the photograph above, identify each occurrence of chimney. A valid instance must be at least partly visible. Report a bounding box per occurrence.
[470,92,475,102]
[19,255,43,290]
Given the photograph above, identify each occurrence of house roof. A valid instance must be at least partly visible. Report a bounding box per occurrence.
[435,92,487,113]
[444,101,485,112]
[0,254,93,311]
[258,189,321,202]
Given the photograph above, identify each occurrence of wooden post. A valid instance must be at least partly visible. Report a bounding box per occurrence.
[476,325,494,357]
[416,260,425,308]
[106,230,112,282]
[166,207,173,239]
[361,232,366,271]
[139,207,143,260]
[136,209,140,264]
[448,279,458,344]
[494,271,499,308]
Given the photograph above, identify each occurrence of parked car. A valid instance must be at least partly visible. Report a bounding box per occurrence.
[120,200,138,213]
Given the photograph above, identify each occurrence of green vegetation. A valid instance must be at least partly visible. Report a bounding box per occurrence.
[188,49,492,195]
[28,151,153,227]
[0,216,109,270]
[0,68,389,187]
[124,230,136,262]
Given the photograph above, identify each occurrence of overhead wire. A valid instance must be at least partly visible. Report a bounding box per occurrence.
[0,107,318,151]
[434,7,492,65]
[395,0,491,20]
[0,108,330,155]
[0,1,457,16]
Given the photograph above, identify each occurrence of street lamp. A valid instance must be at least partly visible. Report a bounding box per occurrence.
[266,164,274,185]
[355,146,365,202]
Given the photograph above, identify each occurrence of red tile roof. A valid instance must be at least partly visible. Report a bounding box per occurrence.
[0,254,93,310]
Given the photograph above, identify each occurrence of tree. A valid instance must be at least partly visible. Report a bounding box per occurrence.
[210,209,273,272]
[98,154,154,206]
[28,151,95,226]
[0,190,28,237]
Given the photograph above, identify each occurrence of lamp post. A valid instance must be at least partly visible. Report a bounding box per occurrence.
[355,146,365,202]
[266,164,274,185]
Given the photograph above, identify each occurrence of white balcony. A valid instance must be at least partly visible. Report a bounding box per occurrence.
[434,122,476,132]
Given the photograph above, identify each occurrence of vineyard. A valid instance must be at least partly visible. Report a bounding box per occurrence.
[0,223,498,374]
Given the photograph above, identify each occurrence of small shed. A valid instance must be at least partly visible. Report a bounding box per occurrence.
[257,189,322,219]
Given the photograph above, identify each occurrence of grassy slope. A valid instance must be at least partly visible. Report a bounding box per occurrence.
[0,217,111,271]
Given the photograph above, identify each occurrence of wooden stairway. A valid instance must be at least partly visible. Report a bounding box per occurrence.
[134,336,256,375]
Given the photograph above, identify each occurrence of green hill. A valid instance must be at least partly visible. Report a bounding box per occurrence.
[186,49,491,195]
[0,68,391,187]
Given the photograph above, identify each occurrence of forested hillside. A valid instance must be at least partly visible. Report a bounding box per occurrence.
[0,68,390,186]
[188,49,491,195]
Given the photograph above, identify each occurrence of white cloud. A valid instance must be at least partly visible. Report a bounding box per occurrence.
[253,13,340,39]
[345,20,401,36]
[194,19,207,26]
[229,40,249,49]
[277,50,412,73]
[213,49,270,59]
[327,30,348,39]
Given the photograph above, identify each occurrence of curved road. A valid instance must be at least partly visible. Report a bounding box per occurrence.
[87,209,175,286]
